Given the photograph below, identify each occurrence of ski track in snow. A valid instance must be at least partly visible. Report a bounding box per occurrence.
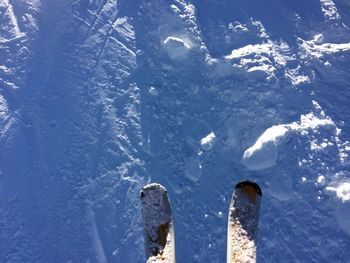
[1,0,350,262]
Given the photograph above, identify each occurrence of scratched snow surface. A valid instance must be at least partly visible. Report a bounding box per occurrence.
[1,0,350,262]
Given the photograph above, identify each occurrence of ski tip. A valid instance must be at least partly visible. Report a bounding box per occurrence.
[235,180,262,196]
[140,183,167,199]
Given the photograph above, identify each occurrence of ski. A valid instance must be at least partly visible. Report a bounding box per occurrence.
[140,183,176,263]
[227,181,262,263]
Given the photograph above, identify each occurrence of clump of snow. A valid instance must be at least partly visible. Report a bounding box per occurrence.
[325,174,350,235]
[299,37,350,60]
[170,4,180,13]
[317,175,326,186]
[320,0,341,20]
[242,125,289,171]
[199,131,216,152]
[224,41,290,81]
[326,182,350,202]
[163,36,191,59]
[228,22,249,33]
[242,102,338,171]
[285,66,311,86]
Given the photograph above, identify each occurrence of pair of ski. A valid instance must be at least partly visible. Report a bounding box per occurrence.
[140,181,262,263]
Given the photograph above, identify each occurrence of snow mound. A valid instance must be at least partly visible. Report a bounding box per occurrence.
[242,102,337,171]
[163,36,191,59]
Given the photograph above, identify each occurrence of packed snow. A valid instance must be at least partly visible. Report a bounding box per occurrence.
[1,0,350,262]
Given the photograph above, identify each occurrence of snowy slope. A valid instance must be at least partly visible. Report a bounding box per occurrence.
[1,0,350,262]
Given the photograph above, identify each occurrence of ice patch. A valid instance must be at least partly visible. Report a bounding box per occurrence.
[184,157,202,183]
[199,131,216,152]
[265,173,293,201]
[163,36,191,59]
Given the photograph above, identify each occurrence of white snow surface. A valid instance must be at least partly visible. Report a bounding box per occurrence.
[1,0,350,262]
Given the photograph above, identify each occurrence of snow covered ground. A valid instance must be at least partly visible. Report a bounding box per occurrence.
[1,0,350,262]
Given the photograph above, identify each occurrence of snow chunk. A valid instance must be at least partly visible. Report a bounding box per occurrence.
[326,182,350,202]
[224,41,291,80]
[170,4,181,14]
[163,36,191,59]
[228,22,249,32]
[199,131,216,152]
[225,43,272,60]
[242,103,337,171]
[242,125,289,170]
[285,67,311,86]
[320,0,341,20]
[113,17,135,42]
[317,175,326,186]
